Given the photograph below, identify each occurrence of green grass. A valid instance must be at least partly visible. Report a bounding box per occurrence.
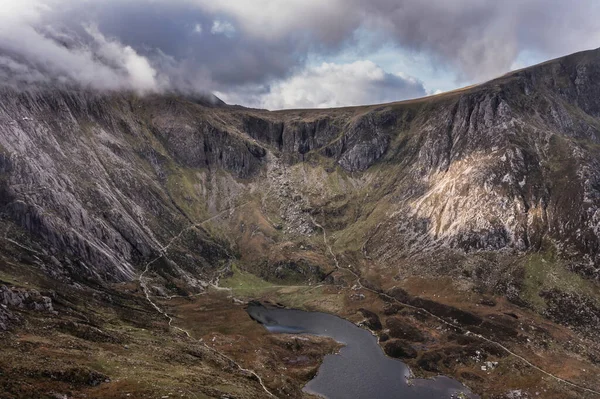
[0,270,25,287]
[219,265,343,311]
[165,166,210,221]
[220,264,276,296]
[522,254,553,310]
[522,250,598,311]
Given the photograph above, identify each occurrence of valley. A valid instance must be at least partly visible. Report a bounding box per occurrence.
[1,48,600,398]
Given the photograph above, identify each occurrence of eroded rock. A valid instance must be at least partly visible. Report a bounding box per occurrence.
[0,285,53,312]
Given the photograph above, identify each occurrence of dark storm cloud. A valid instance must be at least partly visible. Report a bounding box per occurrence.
[0,0,360,95]
[0,0,598,107]
[54,1,303,86]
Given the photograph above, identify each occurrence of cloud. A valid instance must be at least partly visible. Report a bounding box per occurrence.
[45,0,309,91]
[84,25,158,91]
[0,0,599,107]
[0,0,162,92]
[219,60,426,109]
[193,0,600,82]
[210,20,235,37]
[359,0,600,82]
[193,0,358,45]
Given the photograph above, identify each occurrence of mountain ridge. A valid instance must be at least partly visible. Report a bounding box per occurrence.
[0,47,600,398]
[1,47,600,283]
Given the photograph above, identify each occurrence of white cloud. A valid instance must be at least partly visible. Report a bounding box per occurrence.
[219,60,426,109]
[210,20,235,37]
[84,25,158,91]
[0,0,161,92]
[0,0,50,21]
[193,23,202,34]
[195,0,350,43]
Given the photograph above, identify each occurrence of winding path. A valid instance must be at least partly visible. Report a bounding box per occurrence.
[138,201,277,398]
[310,215,600,397]
[140,156,600,398]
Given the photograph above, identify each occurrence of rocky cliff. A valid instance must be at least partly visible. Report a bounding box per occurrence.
[0,48,599,313]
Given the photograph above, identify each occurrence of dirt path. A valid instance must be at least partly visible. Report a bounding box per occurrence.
[309,217,600,397]
[137,202,277,398]
[143,153,600,397]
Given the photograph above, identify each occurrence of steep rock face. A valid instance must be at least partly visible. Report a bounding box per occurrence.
[280,118,341,162]
[360,52,600,268]
[150,105,267,178]
[241,115,284,149]
[398,92,534,253]
[0,91,142,281]
[241,114,345,163]
[0,48,600,290]
[0,90,261,283]
[337,111,396,172]
[240,109,403,171]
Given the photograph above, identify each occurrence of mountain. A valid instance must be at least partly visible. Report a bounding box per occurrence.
[0,49,600,398]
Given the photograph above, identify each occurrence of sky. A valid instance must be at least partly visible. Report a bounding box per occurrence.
[0,0,599,110]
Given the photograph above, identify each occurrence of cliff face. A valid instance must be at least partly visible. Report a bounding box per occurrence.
[238,49,600,269]
[0,48,599,294]
[395,50,600,263]
[0,91,252,283]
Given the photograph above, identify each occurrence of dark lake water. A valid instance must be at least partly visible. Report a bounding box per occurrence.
[247,304,478,399]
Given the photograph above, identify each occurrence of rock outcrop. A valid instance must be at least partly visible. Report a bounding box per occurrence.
[0,305,16,331]
[0,285,53,312]
[0,285,53,330]
[383,339,418,359]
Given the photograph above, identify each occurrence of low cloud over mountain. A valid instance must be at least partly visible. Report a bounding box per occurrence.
[1,0,599,108]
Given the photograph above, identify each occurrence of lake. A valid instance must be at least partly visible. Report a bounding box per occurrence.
[247,303,478,399]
